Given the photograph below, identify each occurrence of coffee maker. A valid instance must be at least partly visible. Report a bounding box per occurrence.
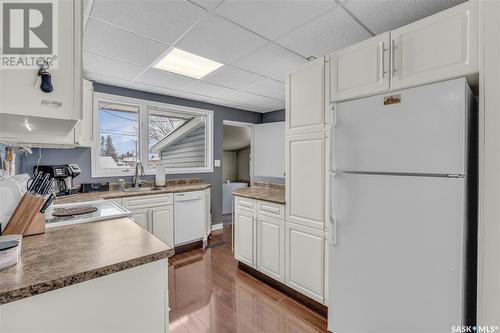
[35,164,81,196]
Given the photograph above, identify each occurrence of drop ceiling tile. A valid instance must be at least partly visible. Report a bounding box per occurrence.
[277,7,371,58]
[91,0,205,44]
[127,82,178,97]
[241,78,285,101]
[201,66,264,89]
[215,0,336,40]
[84,18,168,66]
[219,89,282,107]
[181,81,238,99]
[343,0,466,35]
[233,43,306,82]
[189,0,223,11]
[176,14,268,64]
[136,68,197,90]
[84,52,145,81]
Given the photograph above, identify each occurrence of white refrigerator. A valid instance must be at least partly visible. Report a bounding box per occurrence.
[328,78,477,333]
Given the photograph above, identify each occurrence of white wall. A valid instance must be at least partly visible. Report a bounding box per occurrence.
[253,122,285,179]
[223,151,237,182]
[237,146,250,181]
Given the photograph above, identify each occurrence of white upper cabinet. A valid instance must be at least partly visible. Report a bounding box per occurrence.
[286,57,325,135]
[331,32,390,102]
[0,0,83,136]
[391,1,478,91]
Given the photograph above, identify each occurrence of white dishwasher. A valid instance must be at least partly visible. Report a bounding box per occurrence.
[174,191,205,246]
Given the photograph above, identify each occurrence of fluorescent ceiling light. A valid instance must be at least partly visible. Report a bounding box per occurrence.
[153,48,223,79]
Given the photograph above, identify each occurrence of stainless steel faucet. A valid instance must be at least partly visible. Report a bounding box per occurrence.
[133,161,145,188]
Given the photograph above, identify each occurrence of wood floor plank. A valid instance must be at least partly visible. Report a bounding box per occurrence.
[168,224,328,332]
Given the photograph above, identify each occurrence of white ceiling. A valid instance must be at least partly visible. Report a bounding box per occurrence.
[83,0,465,113]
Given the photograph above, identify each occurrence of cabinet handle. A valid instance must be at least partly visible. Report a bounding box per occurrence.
[380,41,385,79]
[391,40,397,77]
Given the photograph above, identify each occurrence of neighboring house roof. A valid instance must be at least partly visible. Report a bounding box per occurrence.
[151,117,205,153]
[100,156,120,168]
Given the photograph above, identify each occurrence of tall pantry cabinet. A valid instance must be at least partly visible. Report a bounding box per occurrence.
[285,57,328,304]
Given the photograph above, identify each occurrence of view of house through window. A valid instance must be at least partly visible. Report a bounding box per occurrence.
[148,110,193,168]
[98,102,139,171]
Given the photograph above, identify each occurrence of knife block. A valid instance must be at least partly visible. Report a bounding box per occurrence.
[1,194,46,236]
[24,213,45,236]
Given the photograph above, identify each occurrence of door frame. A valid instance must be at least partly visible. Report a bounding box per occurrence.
[222,120,255,184]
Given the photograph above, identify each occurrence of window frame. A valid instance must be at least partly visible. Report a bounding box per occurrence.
[92,92,213,178]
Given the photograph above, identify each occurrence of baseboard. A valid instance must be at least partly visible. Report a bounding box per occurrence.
[211,223,223,231]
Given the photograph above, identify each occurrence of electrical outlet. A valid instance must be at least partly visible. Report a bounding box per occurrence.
[214,159,221,167]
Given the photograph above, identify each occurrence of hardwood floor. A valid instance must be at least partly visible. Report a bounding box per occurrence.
[168,225,328,333]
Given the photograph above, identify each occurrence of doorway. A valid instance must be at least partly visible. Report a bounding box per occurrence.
[222,121,253,227]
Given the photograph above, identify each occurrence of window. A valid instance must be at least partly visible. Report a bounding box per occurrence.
[92,93,213,177]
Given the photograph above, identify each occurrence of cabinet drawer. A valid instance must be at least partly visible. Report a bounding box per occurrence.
[235,196,256,212]
[122,193,173,209]
[258,201,284,220]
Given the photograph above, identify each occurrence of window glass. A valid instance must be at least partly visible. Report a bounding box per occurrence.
[98,102,139,171]
[148,111,191,169]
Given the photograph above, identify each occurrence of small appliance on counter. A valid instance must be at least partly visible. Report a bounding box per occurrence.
[35,164,81,196]
[80,182,109,193]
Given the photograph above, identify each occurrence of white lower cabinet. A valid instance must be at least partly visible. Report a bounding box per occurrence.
[234,197,327,303]
[151,206,174,248]
[256,215,285,283]
[129,208,149,230]
[234,208,256,268]
[285,222,325,303]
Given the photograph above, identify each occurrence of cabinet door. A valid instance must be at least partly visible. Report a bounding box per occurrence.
[286,57,325,135]
[234,209,256,268]
[331,32,390,102]
[130,208,149,231]
[151,206,174,248]
[286,132,325,230]
[205,189,211,238]
[0,0,82,121]
[74,79,94,146]
[256,216,284,282]
[391,1,478,90]
[285,222,324,303]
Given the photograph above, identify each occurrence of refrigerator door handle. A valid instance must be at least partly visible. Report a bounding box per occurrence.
[329,172,337,245]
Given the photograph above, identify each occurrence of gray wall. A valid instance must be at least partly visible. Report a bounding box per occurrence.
[19,83,263,226]
[262,109,285,123]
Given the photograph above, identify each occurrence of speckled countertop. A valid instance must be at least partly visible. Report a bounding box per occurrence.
[0,218,174,305]
[232,183,285,204]
[56,183,211,204]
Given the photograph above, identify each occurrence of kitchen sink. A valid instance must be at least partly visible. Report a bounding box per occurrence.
[122,187,163,193]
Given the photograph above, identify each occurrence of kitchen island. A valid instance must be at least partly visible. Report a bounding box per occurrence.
[0,217,174,332]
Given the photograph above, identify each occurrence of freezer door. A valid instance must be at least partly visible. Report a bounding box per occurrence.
[329,173,465,333]
[334,78,467,174]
